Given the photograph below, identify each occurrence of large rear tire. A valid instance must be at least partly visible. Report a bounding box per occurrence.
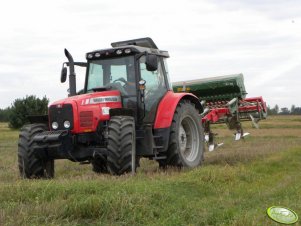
[18,124,54,179]
[107,116,136,175]
[164,100,204,167]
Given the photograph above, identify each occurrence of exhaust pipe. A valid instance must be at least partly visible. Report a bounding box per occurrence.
[64,49,76,96]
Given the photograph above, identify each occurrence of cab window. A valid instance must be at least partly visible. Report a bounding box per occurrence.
[140,56,167,123]
[110,65,127,82]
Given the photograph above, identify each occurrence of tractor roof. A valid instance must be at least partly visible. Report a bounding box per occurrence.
[111,37,158,49]
[86,37,169,60]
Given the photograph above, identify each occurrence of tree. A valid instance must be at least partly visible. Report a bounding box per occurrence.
[291,105,296,114]
[274,104,279,114]
[267,104,279,115]
[279,107,290,115]
[267,105,274,115]
[9,95,49,129]
[0,107,11,122]
[296,107,301,115]
[291,106,301,115]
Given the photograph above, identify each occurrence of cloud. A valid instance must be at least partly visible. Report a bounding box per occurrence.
[0,0,300,108]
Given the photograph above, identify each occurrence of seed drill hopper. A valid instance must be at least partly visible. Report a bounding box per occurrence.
[173,73,267,151]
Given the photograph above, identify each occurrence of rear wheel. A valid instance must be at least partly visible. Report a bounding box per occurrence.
[18,124,54,179]
[164,100,204,167]
[107,116,136,175]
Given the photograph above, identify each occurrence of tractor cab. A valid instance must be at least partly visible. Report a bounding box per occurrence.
[62,38,171,125]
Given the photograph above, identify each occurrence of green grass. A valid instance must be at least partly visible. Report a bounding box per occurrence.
[0,116,301,225]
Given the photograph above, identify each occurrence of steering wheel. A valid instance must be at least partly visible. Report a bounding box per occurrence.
[105,82,128,96]
[113,77,129,85]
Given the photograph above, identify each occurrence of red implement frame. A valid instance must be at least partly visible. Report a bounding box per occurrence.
[201,96,267,150]
[202,96,267,124]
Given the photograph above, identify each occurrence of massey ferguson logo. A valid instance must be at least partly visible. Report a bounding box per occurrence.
[84,96,121,105]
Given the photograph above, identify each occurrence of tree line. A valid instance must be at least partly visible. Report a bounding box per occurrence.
[267,105,301,115]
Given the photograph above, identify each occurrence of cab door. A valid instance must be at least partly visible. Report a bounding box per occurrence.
[139,56,168,123]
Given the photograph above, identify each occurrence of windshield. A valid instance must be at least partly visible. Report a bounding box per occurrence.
[86,56,136,95]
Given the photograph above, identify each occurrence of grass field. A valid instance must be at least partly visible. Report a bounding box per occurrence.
[0,116,300,225]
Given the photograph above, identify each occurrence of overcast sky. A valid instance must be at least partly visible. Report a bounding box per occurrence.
[0,0,300,109]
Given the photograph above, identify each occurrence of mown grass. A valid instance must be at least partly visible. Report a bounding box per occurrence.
[0,116,301,225]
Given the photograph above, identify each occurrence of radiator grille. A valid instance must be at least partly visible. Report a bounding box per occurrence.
[80,111,93,127]
[49,104,74,130]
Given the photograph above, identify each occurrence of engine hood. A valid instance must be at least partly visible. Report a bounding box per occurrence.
[49,90,122,133]
[50,90,121,107]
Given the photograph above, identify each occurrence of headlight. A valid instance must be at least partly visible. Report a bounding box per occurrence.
[63,120,71,129]
[116,49,123,55]
[124,48,131,54]
[52,122,59,130]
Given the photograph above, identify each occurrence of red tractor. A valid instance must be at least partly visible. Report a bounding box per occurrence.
[18,38,267,178]
[18,38,205,178]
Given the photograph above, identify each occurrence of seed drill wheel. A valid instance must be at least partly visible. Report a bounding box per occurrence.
[18,124,54,179]
[107,116,136,175]
[163,100,204,167]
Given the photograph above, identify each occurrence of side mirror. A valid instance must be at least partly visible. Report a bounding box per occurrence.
[61,66,67,83]
[145,54,158,71]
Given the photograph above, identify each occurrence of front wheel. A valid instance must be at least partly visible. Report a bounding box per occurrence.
[107,116,136,175]
[165,100,204,167]
[18,124,54,179]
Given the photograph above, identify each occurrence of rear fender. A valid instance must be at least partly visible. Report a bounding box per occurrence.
[154,91,203,129]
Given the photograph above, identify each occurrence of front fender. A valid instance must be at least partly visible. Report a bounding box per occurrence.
[154,91,202,129]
